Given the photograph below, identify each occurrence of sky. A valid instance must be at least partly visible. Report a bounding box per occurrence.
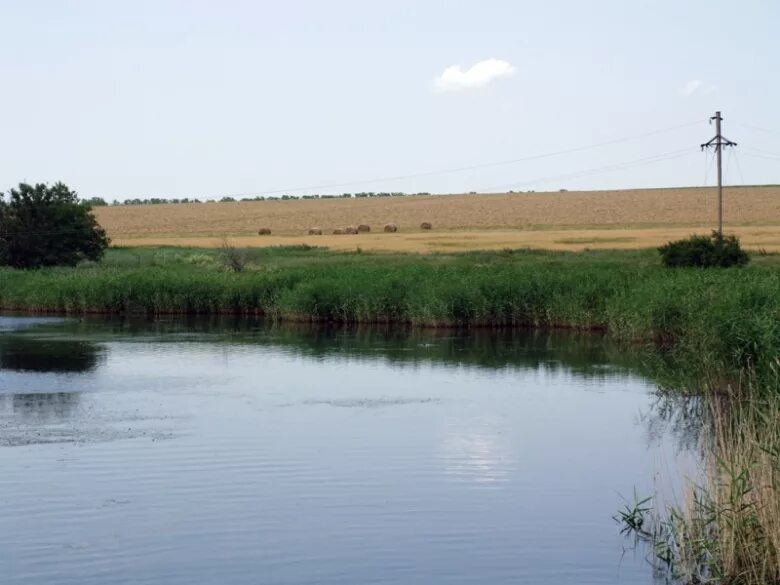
[0,0,778,200]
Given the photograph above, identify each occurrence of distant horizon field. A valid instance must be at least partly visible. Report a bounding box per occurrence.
[95,185,780,252]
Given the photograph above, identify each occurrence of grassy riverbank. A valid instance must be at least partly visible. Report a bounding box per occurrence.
[2,245,780,385]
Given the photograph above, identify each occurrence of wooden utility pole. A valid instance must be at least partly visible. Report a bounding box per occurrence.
[701,111,737,236]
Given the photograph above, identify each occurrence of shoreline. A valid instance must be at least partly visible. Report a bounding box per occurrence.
[1,245,777,387]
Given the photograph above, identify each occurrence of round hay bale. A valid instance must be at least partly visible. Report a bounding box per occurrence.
[344,226,359,235]
[357,224,371,233]
[333,228,345,235]
[308,227,323,235]
[420,222,432,230]
[383,223,398,233]
[258,227,272,235]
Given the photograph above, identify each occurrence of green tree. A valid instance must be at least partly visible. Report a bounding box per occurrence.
[0,182,110,268]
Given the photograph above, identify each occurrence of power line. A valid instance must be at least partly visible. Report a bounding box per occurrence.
[732,150,747,186]
[704,147,715,187]
[743,152,780,163]
[724,147,734,184]
[0,149,698,237]
[733,121,780,136]
[742,146,780,159]
[728,150,754,219]
[475,148,694,193]
[98,119,704,200]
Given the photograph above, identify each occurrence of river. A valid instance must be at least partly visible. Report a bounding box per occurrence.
[0,316,695,584]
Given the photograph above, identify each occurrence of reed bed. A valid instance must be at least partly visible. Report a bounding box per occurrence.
[1,246,780,383]
[619,394,780,585]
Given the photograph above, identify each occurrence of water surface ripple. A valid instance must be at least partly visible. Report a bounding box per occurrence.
[0,318,688,584]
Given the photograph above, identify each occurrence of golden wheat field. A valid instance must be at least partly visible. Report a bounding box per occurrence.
[96,186,780,252]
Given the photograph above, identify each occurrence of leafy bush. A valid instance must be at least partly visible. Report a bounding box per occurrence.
[659,231,750,268]
[0,182,110,268]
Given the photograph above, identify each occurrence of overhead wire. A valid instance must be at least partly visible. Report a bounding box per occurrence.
[743,146,780,158]
[2,116,776,241]
[742,152,780,163]
[704,147,714,187]
[733,121,780,137]
[474,148,695,193]
[97,119,705,200]
[732,151,747,186]
[0,148,698,237]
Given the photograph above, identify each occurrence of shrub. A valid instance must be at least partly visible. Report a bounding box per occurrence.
[218,238,246,272]
[0,182,110,268]
[659,232,750,268]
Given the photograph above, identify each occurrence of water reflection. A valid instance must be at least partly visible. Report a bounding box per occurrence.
[642,394,707,453]
[439,420,512,486]
[4,392,80,419]
[10,315,653,378]
[0,334,101,373]
[0,314,691,585]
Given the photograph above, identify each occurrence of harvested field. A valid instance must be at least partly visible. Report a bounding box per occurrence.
[95,185,780,251]
[106,226,780,252]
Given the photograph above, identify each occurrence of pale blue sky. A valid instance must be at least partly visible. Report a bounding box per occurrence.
[1,0,778,200]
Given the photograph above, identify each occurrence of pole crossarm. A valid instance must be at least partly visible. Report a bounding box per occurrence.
[701,136,737,149]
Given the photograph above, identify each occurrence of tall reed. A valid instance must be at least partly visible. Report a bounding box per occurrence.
[619,390,780,584]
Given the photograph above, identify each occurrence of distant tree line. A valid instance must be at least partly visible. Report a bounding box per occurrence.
[79,190,557,207]
[111,197,203,206]
[81,191,435,206]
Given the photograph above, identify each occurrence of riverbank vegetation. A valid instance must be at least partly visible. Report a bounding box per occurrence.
[618,394,780,585]
[0,245,778,381]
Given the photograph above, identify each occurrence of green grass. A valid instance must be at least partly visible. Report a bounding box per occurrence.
[2,245,780,388]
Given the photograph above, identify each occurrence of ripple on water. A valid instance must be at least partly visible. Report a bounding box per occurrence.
[0,316,685,585]
[302,397,440,408]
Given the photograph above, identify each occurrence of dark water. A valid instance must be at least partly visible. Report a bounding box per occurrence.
[0,316,694,584]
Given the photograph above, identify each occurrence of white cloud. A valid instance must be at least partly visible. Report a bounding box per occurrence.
[681,79,716,97]
[434,58,515,92]
[681,79,703,97]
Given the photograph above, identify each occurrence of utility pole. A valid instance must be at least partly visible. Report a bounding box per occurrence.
[701,111,737,236]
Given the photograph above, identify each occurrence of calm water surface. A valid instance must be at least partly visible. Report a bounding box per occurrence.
[0,317,693,584]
